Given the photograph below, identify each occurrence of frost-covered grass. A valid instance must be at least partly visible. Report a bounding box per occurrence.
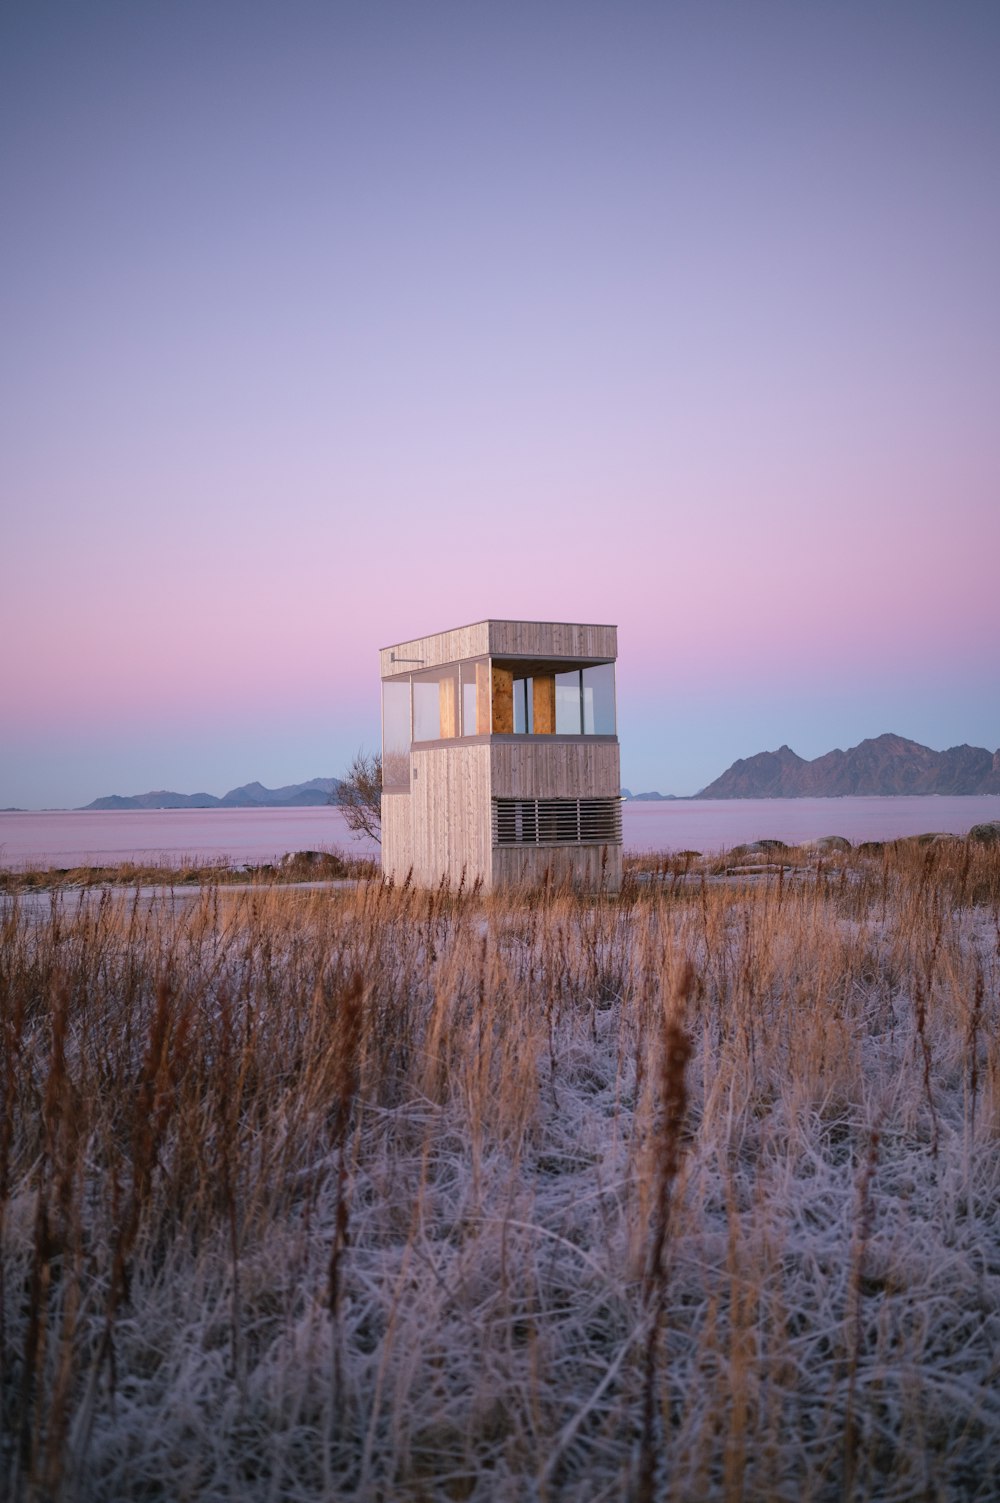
[2,842,1000,1501]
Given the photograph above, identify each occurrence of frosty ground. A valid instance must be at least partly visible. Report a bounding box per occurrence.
[2,839,999,1501]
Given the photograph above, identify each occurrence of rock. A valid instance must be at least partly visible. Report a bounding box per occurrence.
[968,821,1000,845]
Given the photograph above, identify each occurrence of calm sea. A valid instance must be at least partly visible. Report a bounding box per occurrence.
[1,796,998,869]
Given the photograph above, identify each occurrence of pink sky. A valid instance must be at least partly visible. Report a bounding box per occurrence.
[2,2,998,806]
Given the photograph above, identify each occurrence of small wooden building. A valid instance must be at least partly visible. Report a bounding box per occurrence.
[380,619,622,891]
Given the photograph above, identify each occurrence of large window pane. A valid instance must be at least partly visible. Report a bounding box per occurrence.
[461,658,491,735]
[555,670,582,734]
[412,666,460,742]
[382,679,411,790]
[582,663,616,734]
[488,659,617,736]
[512,676,534,734]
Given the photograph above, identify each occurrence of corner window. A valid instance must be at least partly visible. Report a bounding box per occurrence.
[582,664,616,734]
[555,671,582,733]
[492,661,616,736]
[412,665,460,743]
[382,679,411,790]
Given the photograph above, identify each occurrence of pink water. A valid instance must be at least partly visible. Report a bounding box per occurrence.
[622,796,1000,853]
[1,797,998,869]
[0,807,373,869]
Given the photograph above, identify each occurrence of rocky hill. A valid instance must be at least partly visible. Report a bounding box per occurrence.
[698,734,1000,799]
[620,788,678,801]
[80,777,341,811]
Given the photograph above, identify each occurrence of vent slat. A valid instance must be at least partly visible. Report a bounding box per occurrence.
[492,797,622,848]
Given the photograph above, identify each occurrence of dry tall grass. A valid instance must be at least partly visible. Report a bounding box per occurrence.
[2,840,999,1500]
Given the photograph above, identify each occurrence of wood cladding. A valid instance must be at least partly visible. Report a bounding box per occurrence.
[491,666,513,734]
[488,620,616,661]
[409,745,492,887]
[533,674,555,734]
[381,793,414,881]
[380,622,490,678]
[381,620,616,678]
[491,740,620,799]
[492,843,622,892]
[380,619,620,891]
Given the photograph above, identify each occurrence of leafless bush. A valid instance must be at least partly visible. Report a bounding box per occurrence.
[334,750,382,845]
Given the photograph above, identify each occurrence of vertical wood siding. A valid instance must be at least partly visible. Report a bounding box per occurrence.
[490,741,620,798]
[488,621,617,661]
[409,744,492,887]
[491,844,622,892]
[380,621,620,891]
[379,622,490,678]
[381,620,617,679]
[381,794,414,883]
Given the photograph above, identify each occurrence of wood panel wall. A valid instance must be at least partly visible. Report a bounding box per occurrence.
[381,620,617,679]
[380,622,491,678]
[490,740,620,798]
[491,844,622,893]
[381,794,413,883]
[408,744,493,887]
[384,744,621,891]
[380,620,620,892]
[488,621,617,661]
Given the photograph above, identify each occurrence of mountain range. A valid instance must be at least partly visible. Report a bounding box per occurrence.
[619,789,679,801]
[79,777,341,811]
[697,734,1000,799]
[74,735,1000,810]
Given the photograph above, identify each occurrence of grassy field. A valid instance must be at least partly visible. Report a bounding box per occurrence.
[2,840,999,1501]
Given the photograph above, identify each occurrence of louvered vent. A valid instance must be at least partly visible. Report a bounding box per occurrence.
[492,797,623,847]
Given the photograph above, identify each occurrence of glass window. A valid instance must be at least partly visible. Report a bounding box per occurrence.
[512,676,534,734]
[555,670,583,734]
[412,666,460,742]
[382,679,411,790]
[582,663,616,734]
[482,659,617,737]
[461,658,491,736]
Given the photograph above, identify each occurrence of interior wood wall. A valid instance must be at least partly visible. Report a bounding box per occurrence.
[491,666,513,734]
[532,674,555,733]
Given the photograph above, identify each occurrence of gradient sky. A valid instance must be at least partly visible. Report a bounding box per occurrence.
[2,0,998,807]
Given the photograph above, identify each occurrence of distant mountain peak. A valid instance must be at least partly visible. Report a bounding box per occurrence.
[79,776,341,811]
[699,735,1000,799]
